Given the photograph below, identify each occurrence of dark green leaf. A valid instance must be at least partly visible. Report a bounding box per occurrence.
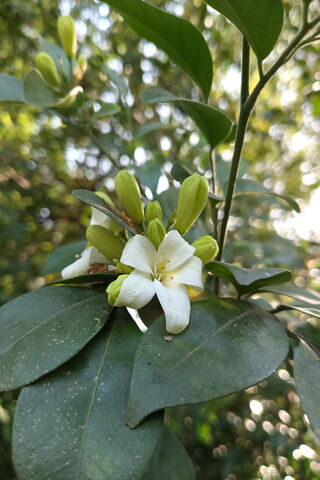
[295,339,320,439]
[13,308,163,480]
[42,239,87,275]
[234,179,300,213]
[135,163,162,196]
[102,65,129,98]
[126,298,288,427]
[23,69,60,107]
[48,273,115,286]
[146,427,195,480]
[261,284,320,305]
[103,0,213,99]
[0,74,24,102]
[92,102,121,119]
[207,261,291,295]
[142,87,232,149]
[136,121,175,138]
[72,189,136,234]
[39,36,71,82]
[204,0,284,59]
[0,287,112,391]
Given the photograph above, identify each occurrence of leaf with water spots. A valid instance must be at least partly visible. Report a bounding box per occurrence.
[126,298,289,427]
[13,308,163,480]
[0,286,112,391]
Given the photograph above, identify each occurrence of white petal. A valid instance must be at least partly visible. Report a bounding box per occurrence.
[61,248,91,279]
[126,308,148,333]
[156,230,195,272]
[88,245,111,264]
[165,256,204,291]
[115,270,155,309]
[154,280,190,334]
[90,207,110,229]
[120,235,156,274]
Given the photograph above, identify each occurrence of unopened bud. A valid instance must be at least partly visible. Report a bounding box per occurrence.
[115,170,144,224]
[76,55,87,78]
[106,275,128,305]
[86,225,124,263]
[192,235,219,265]
[116,262,133,274]
[145,201,162,224]
[147,219,166,249]
[175,175,208,235]
[57,16,77,59]
[36,52,61,87]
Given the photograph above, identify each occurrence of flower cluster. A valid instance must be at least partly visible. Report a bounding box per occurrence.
[62,171,218,334]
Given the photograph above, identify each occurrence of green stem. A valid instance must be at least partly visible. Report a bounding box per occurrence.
[216,11,320,262]
[240,38,250,106]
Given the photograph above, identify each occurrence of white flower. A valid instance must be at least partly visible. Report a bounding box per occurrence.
[61,207,111,279]
[115,230,204,334]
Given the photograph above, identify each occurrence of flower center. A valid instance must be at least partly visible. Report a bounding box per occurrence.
[153,260,167,282]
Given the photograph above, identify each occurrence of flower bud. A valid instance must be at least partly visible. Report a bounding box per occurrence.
[175,175,208,235]
[86,225,124,263]
[35,52,61,87]
[192,236,219,265]
[116,262,133,274]
[57,16,77,59]
[76,55,87,79]
[145,201,162,224]
[147,219,166,250]
[106,275,128,306]
[115,170,144,224]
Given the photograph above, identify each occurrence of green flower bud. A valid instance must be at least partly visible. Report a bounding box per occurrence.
[106,275,128,305]
[116,262,133,274]
[147,219,166,250]
[86,225,124,262]
[115,170,144,224]
[35,52,61,87]
[145,201,162,224]
[76,55,87,77]
[192,236,219,265]
[175,175,208,235]
[57,15,77,59]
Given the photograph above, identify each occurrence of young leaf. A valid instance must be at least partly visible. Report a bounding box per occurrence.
[145,427,195,480]
[142,87,232,150]
[102,0,213,99]
[13,308,163,480]
[39,36,71,83]
[23,69,60,107]
[72,189,136,234]
[204,0,284,59]
[126,298,289,428]
[42,239,87,275]
[207,261,292,295]
[295,339,320,440]
[0,287,112,391]
[0,74,24,102]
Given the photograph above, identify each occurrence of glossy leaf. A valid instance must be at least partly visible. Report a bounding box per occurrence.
[207,261,291,295]
[0,286,112,391]
[13,308,163,480]
[39,36,71,82]
[48,273,115,286]
[103,0,213,99]
[146,427,195,480]
[42,239,87,275]
[204,0,284,59]
[142,87,232,149]
[261,284,320,305]
[73,189,136,233]
[23,69,61,107]
[126,298,289,427]
[295,339,320,440]
[0,74,24,102]
[135,163,162,197]
[92,102,121,119]
[234,179,300,213]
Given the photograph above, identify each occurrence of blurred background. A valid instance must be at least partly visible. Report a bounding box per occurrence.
[1,0,320,478]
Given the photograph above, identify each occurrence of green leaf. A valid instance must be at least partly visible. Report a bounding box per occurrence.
[39,36,71,83]
[92,102,121,120]
[72,189,136,234]
[142,87,232,149]
[48,273,115,286]
[102,65,129,98]
[170,163,223,203]
[204,0,284,59]
[234,179,300,213]
[103,0,213,99]
[295,339,320,440]
[207,261,291,295]
[261,284,320,305]
[13,308,163,480]
[136,121,175,138]
[23,69,60,107]
[135,163,162,197]
[126,298,289,427]
[0,74,24,102]
[0,287,112,391]
[146,427,195,480]
[42,239,87,275]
